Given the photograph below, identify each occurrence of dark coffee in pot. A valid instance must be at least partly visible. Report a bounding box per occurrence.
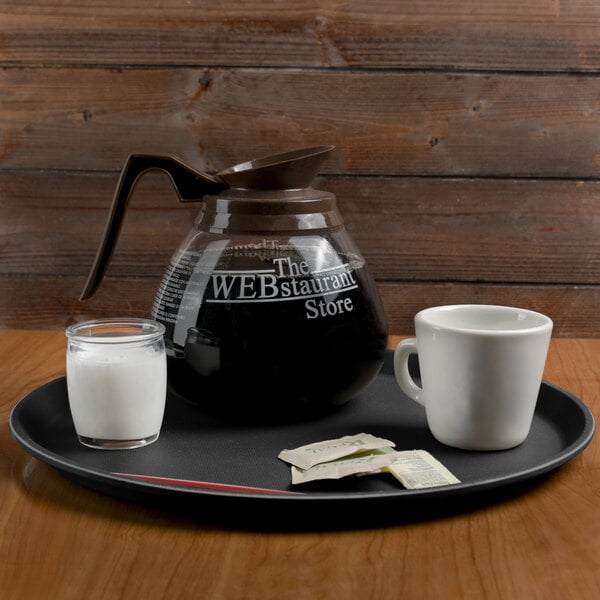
[152,241,387,419]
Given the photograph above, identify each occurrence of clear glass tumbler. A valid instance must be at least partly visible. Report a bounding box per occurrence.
[66,318,167,449]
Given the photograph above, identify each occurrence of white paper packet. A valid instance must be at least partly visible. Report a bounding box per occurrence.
[291,451,401,484]
[278,433,396,470]
[378,449,461,489]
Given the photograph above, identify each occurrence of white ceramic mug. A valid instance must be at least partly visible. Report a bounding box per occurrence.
[394,305,553,450]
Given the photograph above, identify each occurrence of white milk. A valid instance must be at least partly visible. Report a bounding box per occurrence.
[67,343,167,442]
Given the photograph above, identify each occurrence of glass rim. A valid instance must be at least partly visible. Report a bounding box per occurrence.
[66,318,165,344]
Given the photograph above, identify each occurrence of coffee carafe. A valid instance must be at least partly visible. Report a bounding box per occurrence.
[81,146,388,419]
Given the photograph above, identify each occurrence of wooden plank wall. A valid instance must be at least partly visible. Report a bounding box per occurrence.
[1,0,598,336]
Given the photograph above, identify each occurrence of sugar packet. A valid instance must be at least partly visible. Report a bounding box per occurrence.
[278,433,395,470]
[290,451,401,484]
[279,433,461,489]
[373,448,461,489]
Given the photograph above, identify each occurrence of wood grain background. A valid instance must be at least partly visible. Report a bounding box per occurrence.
[1,1,598,335]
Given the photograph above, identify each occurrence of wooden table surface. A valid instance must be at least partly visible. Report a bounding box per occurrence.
[1,330,598,599]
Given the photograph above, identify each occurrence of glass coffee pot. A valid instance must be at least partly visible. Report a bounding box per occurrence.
[82,146,388,420]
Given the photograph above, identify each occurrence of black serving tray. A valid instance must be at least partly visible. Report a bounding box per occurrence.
[9,352,595,528]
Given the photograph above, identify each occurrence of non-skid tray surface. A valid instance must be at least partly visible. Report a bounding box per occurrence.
[10,353,595,509]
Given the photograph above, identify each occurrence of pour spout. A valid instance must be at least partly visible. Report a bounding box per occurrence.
[218,145,334,190]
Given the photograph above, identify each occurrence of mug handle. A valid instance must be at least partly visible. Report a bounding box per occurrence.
[393,338,425,407]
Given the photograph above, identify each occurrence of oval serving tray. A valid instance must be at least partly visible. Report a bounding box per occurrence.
[9,352,595,525]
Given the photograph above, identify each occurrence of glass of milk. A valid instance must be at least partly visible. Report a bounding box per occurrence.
[66,318,167,449]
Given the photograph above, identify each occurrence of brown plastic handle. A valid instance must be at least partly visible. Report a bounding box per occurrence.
[80,154,225,300]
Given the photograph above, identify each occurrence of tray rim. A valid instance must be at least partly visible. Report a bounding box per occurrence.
[9,373,596,506]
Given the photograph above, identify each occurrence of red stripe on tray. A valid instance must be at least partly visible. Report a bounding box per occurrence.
[112,472,301,495]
